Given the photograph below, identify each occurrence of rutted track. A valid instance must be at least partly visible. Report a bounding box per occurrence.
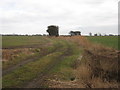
[24,41,73,88]
[3,37,79,88]
[2,43,61,76]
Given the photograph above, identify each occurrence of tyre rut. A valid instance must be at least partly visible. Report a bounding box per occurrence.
[24,42,73,88]
[2,44,62,76]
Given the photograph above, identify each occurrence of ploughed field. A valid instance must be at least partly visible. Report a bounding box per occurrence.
[2,36,119,88]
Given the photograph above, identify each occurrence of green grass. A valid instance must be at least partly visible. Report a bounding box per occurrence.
[87,36,118,50]
[2,36,51,48]
[2,38,66,70]
[2,39,73,88]
[49,42,83,81]
[2,36,83,88]
[3,52,36,70]
[2,51,63,88]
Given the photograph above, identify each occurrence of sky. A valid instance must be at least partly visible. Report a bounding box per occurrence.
[0,0,119,35]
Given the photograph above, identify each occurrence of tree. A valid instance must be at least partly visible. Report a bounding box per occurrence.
[46,25,59,36]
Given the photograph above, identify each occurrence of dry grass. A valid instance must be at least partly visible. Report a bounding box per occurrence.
[2,48,39,70]
[48,79,84,88]
[67,36,119,88]
[2,48,36,61]
[2,36,119,88]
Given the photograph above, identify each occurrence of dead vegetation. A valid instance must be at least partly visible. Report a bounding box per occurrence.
[47,36,119,88]
[2,36,119,88]
[2,48,36,61]
[75,49,119,88]
[48,79,84,88]
[2,41,54,71]
[72,36,119,88]
[2,48,39,71]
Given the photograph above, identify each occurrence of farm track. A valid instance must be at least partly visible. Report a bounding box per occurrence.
[2,43,61,76]
[24,42,73,88]
[2,36,119,88]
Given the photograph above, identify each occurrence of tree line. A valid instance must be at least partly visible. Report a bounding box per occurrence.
[1,25,118,36]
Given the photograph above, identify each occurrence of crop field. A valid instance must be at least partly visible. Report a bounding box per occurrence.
[2,36,52,48]
[2,36,119,88]
[86,36,118,50]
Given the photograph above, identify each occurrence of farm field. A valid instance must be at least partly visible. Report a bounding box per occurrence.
[87,36,118,50]
[2,36,52,48]
[2,36,119,88]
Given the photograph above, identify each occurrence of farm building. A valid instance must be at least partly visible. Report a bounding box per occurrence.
[46,25,59,36]
[69,31,81,36]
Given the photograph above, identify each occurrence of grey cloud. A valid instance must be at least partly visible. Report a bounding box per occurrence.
[0,0,118,35]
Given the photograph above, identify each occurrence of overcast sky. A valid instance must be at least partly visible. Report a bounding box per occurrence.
[0,0,119,35]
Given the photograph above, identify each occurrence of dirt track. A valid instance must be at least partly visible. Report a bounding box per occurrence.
[24,43,73,88]
[2,43,61,76]
[2,40,77,88]
[3,36,119,88]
